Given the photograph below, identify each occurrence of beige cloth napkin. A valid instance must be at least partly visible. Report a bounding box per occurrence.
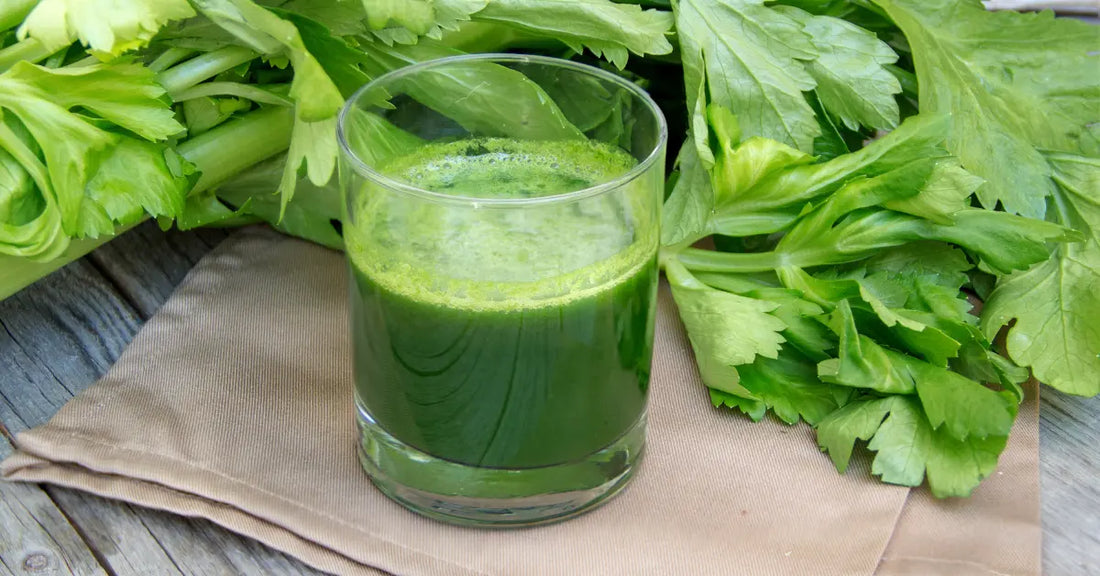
[2,227,1040,576]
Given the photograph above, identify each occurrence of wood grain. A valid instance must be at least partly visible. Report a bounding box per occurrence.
[1039,390,1100,576]
[86,224,230,320]
[121,507,322,576]
[0,222,329,576]
[0,258,138,431]
[44,488,319,576]
[0,437,106,576]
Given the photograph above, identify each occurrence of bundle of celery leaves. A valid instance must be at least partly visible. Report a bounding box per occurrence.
[1,0,1096,497]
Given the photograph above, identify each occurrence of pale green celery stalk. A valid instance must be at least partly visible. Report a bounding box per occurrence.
[42,47,68,69]
[180,106,294,193]
[148,47,198,73]
[158,46,258,97]
[0,38,55,72]
[660,253,704,288]
[173,82,293,106]
[0,0,36,31]
[0,107,295,301]
[68,55,101,68]
[675,248,786,274]
[708,211,800,239]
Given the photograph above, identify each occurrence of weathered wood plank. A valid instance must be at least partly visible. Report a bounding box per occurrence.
[0,258,140,400]
[0,436,106,576]
[42,483,322,576]
[39,488,186,576]
[87,221,230,319]
[1039,391,1100,576]
[0,229,330,576]
[0,324,73,436]
[129,507,323,576]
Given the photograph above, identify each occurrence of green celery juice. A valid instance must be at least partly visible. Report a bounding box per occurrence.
[347,138,658,477]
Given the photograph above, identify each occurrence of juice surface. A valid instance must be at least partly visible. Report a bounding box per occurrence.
[348,138,657,469]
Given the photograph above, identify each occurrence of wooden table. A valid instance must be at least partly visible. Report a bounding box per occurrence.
[1,221,1097,575]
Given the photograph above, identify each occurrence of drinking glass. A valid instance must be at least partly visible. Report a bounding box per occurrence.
[338,54,666,526]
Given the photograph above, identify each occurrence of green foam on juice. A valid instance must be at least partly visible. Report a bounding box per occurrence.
[347,138,656,312]
[381,138,637,200]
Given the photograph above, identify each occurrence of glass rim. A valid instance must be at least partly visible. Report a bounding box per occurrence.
[337,53,668,207]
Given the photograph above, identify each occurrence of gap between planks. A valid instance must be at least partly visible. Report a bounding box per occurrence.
[0,436,109,576]
[1,224,328,576]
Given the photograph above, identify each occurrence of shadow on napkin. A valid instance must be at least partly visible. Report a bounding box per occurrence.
[2,227,1039,576]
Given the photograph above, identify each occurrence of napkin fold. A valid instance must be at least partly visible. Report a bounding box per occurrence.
[2,227,1040,576]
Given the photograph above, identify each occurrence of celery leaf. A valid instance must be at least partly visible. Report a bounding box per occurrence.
[982,154,1100,396]
[19,0,195,56]
[775,6,900,132]
[872,0,1100,218]
[666,260,787,399]
[674,0,819,151]
[361,0,435,34]
[473,0,674,69]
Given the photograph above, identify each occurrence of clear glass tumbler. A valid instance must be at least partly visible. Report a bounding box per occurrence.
[338,54,666,526]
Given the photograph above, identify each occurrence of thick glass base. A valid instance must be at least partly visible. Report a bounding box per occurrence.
[355,404,646,527]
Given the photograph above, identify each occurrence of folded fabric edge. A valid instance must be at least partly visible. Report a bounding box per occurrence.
[873,379,1043,576]
[2,450,379,576]
[1,431,488,576]
[876,556,1027,576]
[872,487,914,572]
